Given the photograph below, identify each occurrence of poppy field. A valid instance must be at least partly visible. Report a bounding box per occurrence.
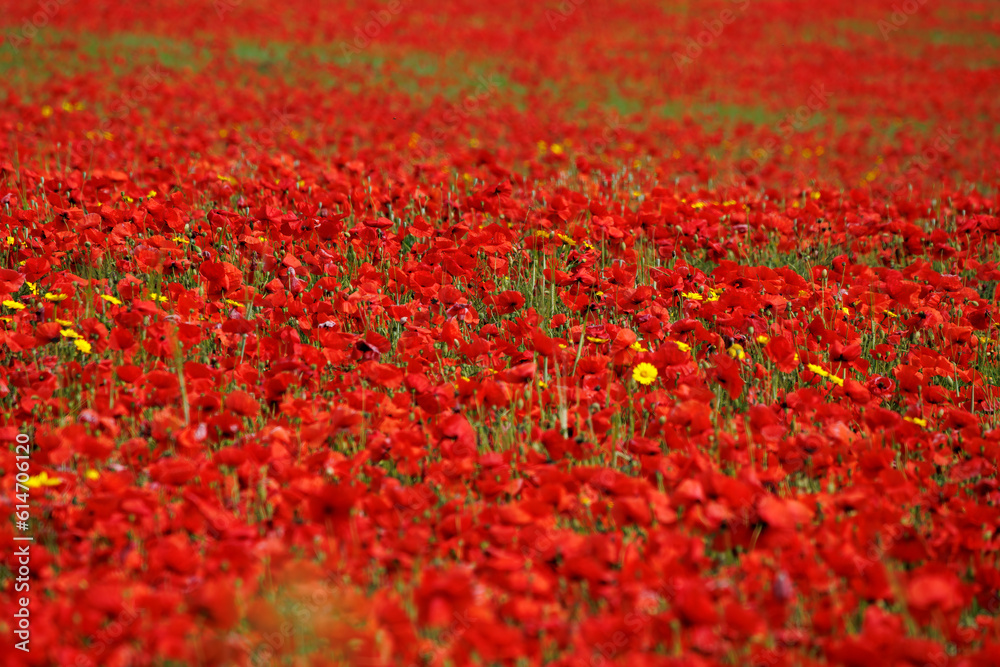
[2,0,1000,665]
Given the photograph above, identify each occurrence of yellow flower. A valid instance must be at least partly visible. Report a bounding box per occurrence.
[75,339,92,354]
[705,289,721,302]
[828,375,844,387]
[26,282,37,294]
[60,328,81,339]
[632,362,658,385]
[551,144,563,155]
[756,335,770,344]
[727,344,746,361]
[807,363,829,378]
[172,236,190,245]
[469,137,480,148]
[84,469,100,480]
[25,471,61,488]
[149,293,168,302]
[675,341,691,352]
[147,190,157,198]
[681,292,703,301]
[629,341,647,352]
[41,105,53,118]
[225,299,244,308]
[904,416,927,427]
[55,318,73,326]
[5,236,14,244]
[45,292,68,301]
[100,295,122,306]
[587,336,609,344]
[538,380,548,389]
[3,300,25,310]
[691,202,706,210]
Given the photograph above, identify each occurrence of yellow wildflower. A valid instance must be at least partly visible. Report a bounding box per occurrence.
[807,363,829,378]
[25,471,61,488]
[632,362,658,385]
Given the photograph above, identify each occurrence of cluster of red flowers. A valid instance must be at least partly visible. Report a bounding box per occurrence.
[1,0,999,665]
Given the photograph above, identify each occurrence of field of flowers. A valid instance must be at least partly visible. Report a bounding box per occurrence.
[1,0,999,665]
